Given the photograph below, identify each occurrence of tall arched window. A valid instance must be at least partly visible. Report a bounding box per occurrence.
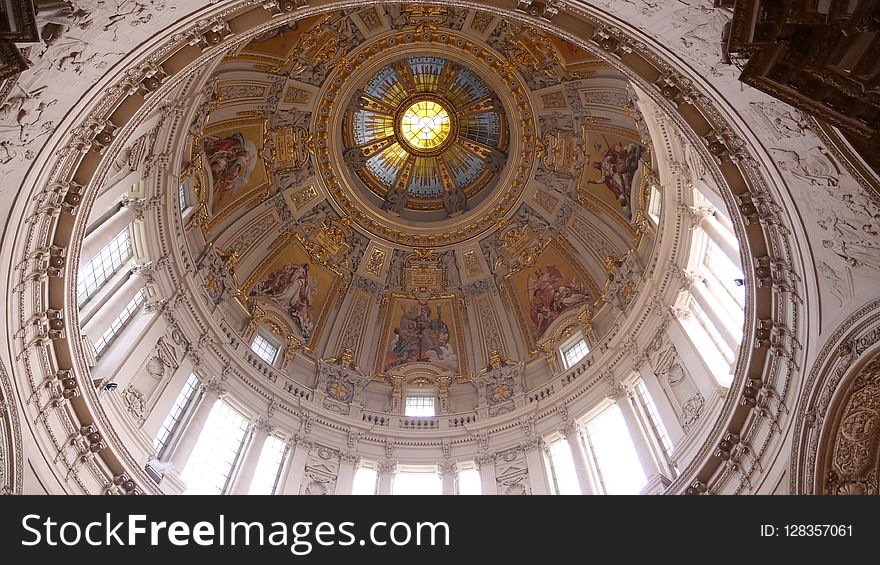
[678,196,746,387]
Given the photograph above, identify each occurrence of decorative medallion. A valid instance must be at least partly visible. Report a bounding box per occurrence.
[314,31,537,247]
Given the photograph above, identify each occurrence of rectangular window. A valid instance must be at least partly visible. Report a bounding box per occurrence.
[584,404,647,495]
[153,373,200,457]
[248,435,287,495]
[635,379,674,458]
[392,469,441,495]
[178,183,188,213]
[352,466,378,495]
[458,467,482,495]
[548,438,581,495]
[405,396,435,417]
[181,400,249,495]
[251,334,279,365]
[93,288,146,357]
[563,338,590,369]
[77,227,133,306]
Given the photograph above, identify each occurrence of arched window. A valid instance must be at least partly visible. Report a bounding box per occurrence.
[678,196,745,387]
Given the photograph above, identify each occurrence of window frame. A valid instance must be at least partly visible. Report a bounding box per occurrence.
[153,373,202,459]
[404,394,437,418]
[77,226,133,307]
[250,333,281,365]
[93,287,146,357]
[561,334,590,369]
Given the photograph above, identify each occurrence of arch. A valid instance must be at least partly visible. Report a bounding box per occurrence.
[1,1,811,495]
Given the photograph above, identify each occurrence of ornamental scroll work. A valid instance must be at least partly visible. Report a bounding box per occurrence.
[823,356,880,495]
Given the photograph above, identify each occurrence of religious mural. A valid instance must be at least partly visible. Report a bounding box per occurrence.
[202,125,264,214]
[584,134,646,221]
[381,297,462,374]
[510,246,593,340]
[246,242,337,342]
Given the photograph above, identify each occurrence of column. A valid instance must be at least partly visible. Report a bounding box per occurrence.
[610,386,664,481]
[231,419,273,494]
[335,453,359,495]
[523,439,550,495]
[563,423,597,495]
[80,205,136,262]
[377,460,396,495]
[477,454,497,495]
[168,379,225,474]
[280,437,312,495]
[439,461,457,495]
[82,270,146,343]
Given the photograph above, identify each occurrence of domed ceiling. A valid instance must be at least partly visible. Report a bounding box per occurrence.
[184,5,658,383]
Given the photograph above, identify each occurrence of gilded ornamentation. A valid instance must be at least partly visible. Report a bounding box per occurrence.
[313,30,536,247]
[283,86,311,105]
[462,250,483,279]
[365,248,387,277]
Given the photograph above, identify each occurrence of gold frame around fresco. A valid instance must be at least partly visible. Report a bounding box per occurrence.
[573,125,655,239]
[239,229,347,352]
[373,292,470,381]
[189,117,275,234]
[499,235,602,356]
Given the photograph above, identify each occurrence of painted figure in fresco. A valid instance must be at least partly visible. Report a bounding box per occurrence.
[385,304,456,371]
[203,132,258,207]
[589,138,645,218]
[249,263,317,339]
[527,265,591,337]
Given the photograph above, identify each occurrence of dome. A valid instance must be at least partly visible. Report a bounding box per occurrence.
[1,1,878,500]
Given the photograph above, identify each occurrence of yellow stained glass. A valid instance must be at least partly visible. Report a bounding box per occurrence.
[400,100,451,150]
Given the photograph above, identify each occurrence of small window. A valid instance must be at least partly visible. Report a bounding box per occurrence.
[647,184,662,224]
[178,183,188,213]
[153,373,200,457]
[251,334,279,365]
[93,288,146,357]
[405,395,436,417]
[562,338,590,369]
